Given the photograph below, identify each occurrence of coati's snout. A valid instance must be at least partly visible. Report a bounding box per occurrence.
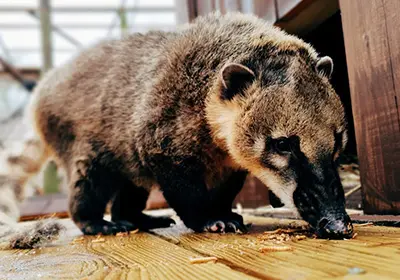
[292,156,353,239]
[259,135,353,239]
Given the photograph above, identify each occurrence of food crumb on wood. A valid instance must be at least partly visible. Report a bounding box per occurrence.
[294,235,307,241]
[189,256,218,264]
[259,245,293,252]
[129,229,139,234]
[91,237,105,243]
[263,228,304,235]
[71,236,85,244]
[352,233,358,239]
[116,232,129,237]
[355,222,373,227]
[348,267,366,275]
[258,228,311,243]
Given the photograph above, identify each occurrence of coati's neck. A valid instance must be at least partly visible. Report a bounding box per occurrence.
[205,87,243,170]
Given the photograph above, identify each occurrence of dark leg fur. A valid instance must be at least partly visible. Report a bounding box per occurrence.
[68,159,136,235]
[111,183,175,231]
[210,170,247,214]
[207,170,248,233]
[147,155,246,233]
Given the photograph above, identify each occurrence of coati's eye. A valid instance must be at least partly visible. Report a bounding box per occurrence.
[275,137,291,154]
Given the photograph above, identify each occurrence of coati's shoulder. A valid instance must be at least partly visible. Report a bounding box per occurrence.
[173,12,317,61]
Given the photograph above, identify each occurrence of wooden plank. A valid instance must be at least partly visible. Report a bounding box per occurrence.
[3,214,400,279]
[19,194,69,221]
[276,0,302,18]
[0,219,257,280]
[340,0,400,214]
[234,175,269,208]
[154,215,400,280]
[275,0,339,35]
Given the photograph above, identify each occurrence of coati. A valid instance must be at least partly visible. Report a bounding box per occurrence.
[29,12,353,238]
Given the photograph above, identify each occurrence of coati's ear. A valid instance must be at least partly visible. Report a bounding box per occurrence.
[316,56,333,78]
[220,63,255,100]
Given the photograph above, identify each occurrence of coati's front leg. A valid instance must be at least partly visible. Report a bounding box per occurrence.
[207,170,248,233]
[68,159,136,235]
[111,183,175,231]
[147,155,246,233]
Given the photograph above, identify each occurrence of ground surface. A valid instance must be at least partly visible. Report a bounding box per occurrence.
[1,211,399,280]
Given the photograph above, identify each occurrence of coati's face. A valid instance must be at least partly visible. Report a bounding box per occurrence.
[207,55,353,239]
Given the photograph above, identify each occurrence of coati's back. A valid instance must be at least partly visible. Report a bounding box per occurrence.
[30,31,175,163]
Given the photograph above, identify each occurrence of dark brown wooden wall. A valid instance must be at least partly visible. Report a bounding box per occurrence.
[340,0,400,214]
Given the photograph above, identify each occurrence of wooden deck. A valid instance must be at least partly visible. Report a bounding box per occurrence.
[1,212,400,280]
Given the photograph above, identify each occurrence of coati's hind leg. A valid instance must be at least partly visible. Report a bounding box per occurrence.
[111,183,175,231]
[207,170,248,233]
[68,159,135,235]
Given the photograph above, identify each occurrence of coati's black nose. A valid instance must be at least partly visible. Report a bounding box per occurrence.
[316,214,353,239]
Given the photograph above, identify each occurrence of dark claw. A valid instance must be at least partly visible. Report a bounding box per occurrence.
[205,220,226,233]
[226,220,249,233]
[203,214,248,234]
[225,221,237,232]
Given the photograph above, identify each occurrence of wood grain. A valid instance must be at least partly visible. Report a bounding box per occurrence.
[154,215,400,280]
[340,0,400,214]
[0,220,256,280]
[2,215,400,279]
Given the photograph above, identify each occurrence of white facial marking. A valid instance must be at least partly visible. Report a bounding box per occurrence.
[270,129,288,139]
[254,169,297,209]
[268,154,289,169]
[253,137,265,157]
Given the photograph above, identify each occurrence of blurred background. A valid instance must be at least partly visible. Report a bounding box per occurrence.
[0,0,361,220]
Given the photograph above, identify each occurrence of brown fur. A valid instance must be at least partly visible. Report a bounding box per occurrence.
[29,12,350,236]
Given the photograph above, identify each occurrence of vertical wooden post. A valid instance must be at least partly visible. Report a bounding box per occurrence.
[253,0,277,22]
[39,0,53,73]
[118,6,128,37]
[340,0,400,214]
[176,0,192,23]
[224,0,242,12]
[28,11,82,48]
[196,0,215,16]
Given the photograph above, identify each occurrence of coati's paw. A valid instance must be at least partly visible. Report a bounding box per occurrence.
[79,220,136,235]
[137,214,175,231]
[204,214,248,234]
